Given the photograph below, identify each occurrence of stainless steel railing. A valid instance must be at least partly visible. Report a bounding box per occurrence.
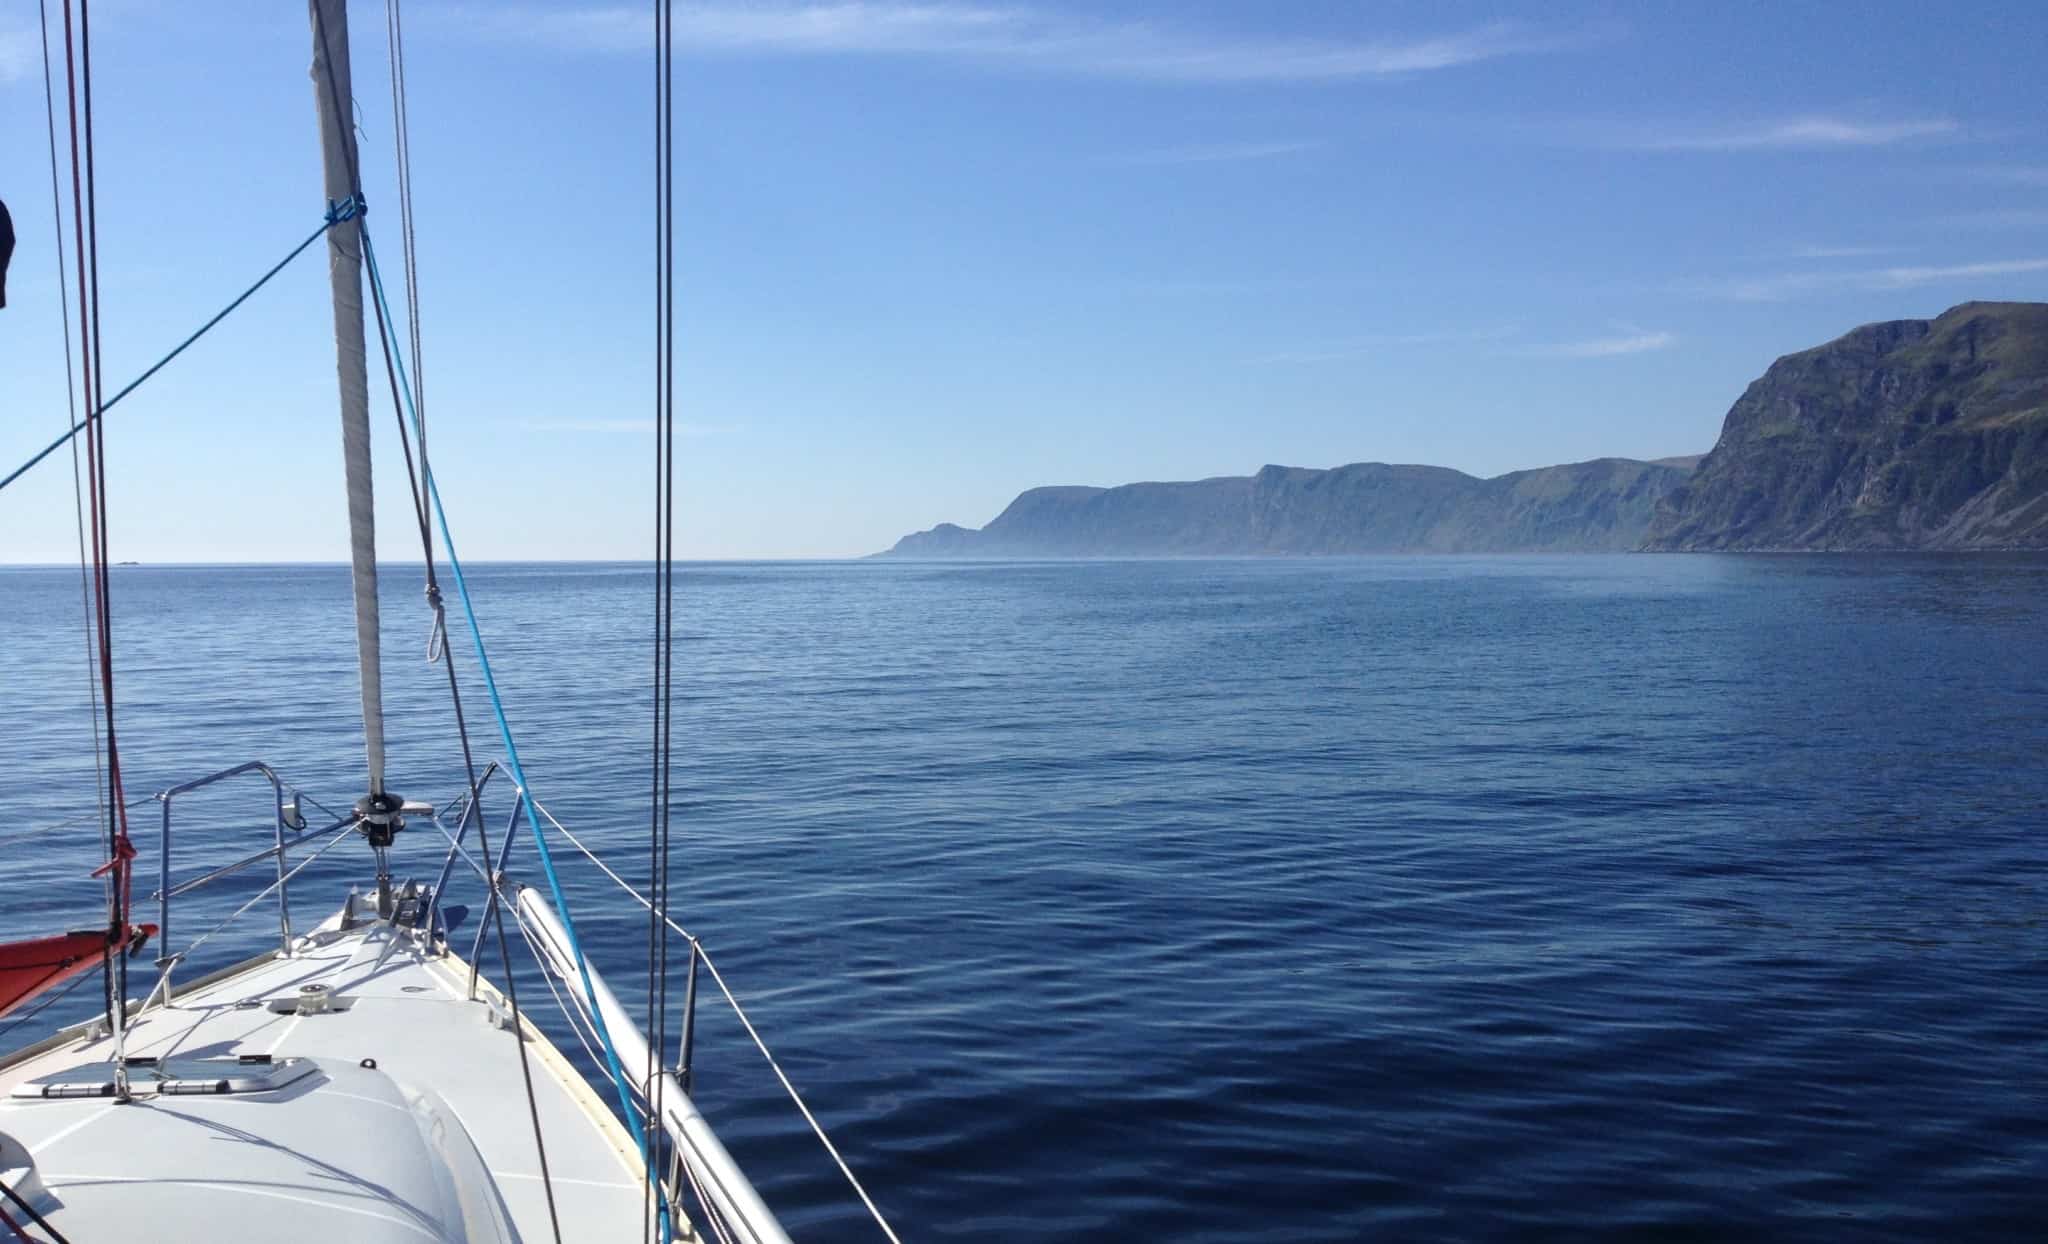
[115,755,889,1241]
[145,760,351,1004]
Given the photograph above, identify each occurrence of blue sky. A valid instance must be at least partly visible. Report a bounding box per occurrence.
[3,1,2047,560]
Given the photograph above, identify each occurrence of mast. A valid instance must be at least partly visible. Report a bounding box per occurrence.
[310,0,404,902]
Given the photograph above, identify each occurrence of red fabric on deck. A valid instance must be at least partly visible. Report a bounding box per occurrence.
[0,924,154,1019]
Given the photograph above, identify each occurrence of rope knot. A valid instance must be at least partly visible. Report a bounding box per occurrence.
[324,193,367,224]
[90,833,137,878]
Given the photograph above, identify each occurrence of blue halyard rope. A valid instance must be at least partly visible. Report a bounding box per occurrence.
[359,226,673,1239]
[0,198,364,497]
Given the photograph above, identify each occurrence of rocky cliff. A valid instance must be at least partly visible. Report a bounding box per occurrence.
[1642,302,2048,550]
[885,456,1696,557]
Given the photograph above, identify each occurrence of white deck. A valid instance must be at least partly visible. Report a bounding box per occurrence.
[0,901,673,1243]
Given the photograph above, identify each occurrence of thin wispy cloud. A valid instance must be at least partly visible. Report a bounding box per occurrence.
[1876,258,2048,286]
[0,18,35,84]
[461,5,1591,83]
[1964,164,2048,187]
[1119,140,1323,167]
[1595,114,1959,152]
[1685,272,1829,302]
[1252,326,1519,364]
[1939,208,2048,231]
[1691,257,2048,302]
[1519,330,1675,358]
[1789,244,1905,259]
[1111,275,1338,298]
[517,417,732,436]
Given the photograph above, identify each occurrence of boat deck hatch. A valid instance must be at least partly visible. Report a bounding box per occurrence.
[11,1055,317,1099]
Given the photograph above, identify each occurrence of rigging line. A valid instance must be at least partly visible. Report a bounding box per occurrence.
[670,1130,739,1244]
[450,817,565,1244]
[295,789,350,824]
[533,803,693,940]
[434,762,499,820]
[693,950,903,1243]
[382,373,578,1244]
[380,0,428,516]
[514,909,717,1244]
[76,0,127,901]
[645,0,672,1238]
[78,0,109,670]
[39,0,106,847]
[358,227,670,1225]
[384,0,427,454]
[55,0,98,819]
[74,0,139,1097]
[375,0,446,664]
[0,967,96,1049]
[424,806,493,892]
[0,1174,71,1244]
[153,821,357,976]
[338,2,654,1205]
[0,212,345,495]
[519,908,713,1244]
[382,0,408,360]
[366,279,567,1244]
[644,0,684,1227]
[531,805,693,932]
[0,797,148,851]
[516,918,606,1080]
[394,489,572,1244]
[656,0,679,1234]
[364,233,436,575]
[59,0,121,1046]
[355,220,450,650]
[73,0,108,664]
[651,0,667,1196]
[343,38,560,1219]
[526,800,901,1243]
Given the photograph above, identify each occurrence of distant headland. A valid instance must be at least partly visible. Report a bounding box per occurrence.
[881,301,2048,557]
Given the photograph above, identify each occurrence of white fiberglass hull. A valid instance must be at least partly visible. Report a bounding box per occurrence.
[0,897,677,1243]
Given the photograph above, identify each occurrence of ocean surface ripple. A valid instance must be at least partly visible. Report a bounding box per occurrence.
[4,556,2046,1240]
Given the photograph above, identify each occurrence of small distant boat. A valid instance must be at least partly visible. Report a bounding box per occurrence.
[1,3,894,1241]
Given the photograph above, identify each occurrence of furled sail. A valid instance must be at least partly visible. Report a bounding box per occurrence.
[308,0,387,800]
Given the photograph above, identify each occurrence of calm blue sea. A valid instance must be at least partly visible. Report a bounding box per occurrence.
[4,556,2047,1240]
